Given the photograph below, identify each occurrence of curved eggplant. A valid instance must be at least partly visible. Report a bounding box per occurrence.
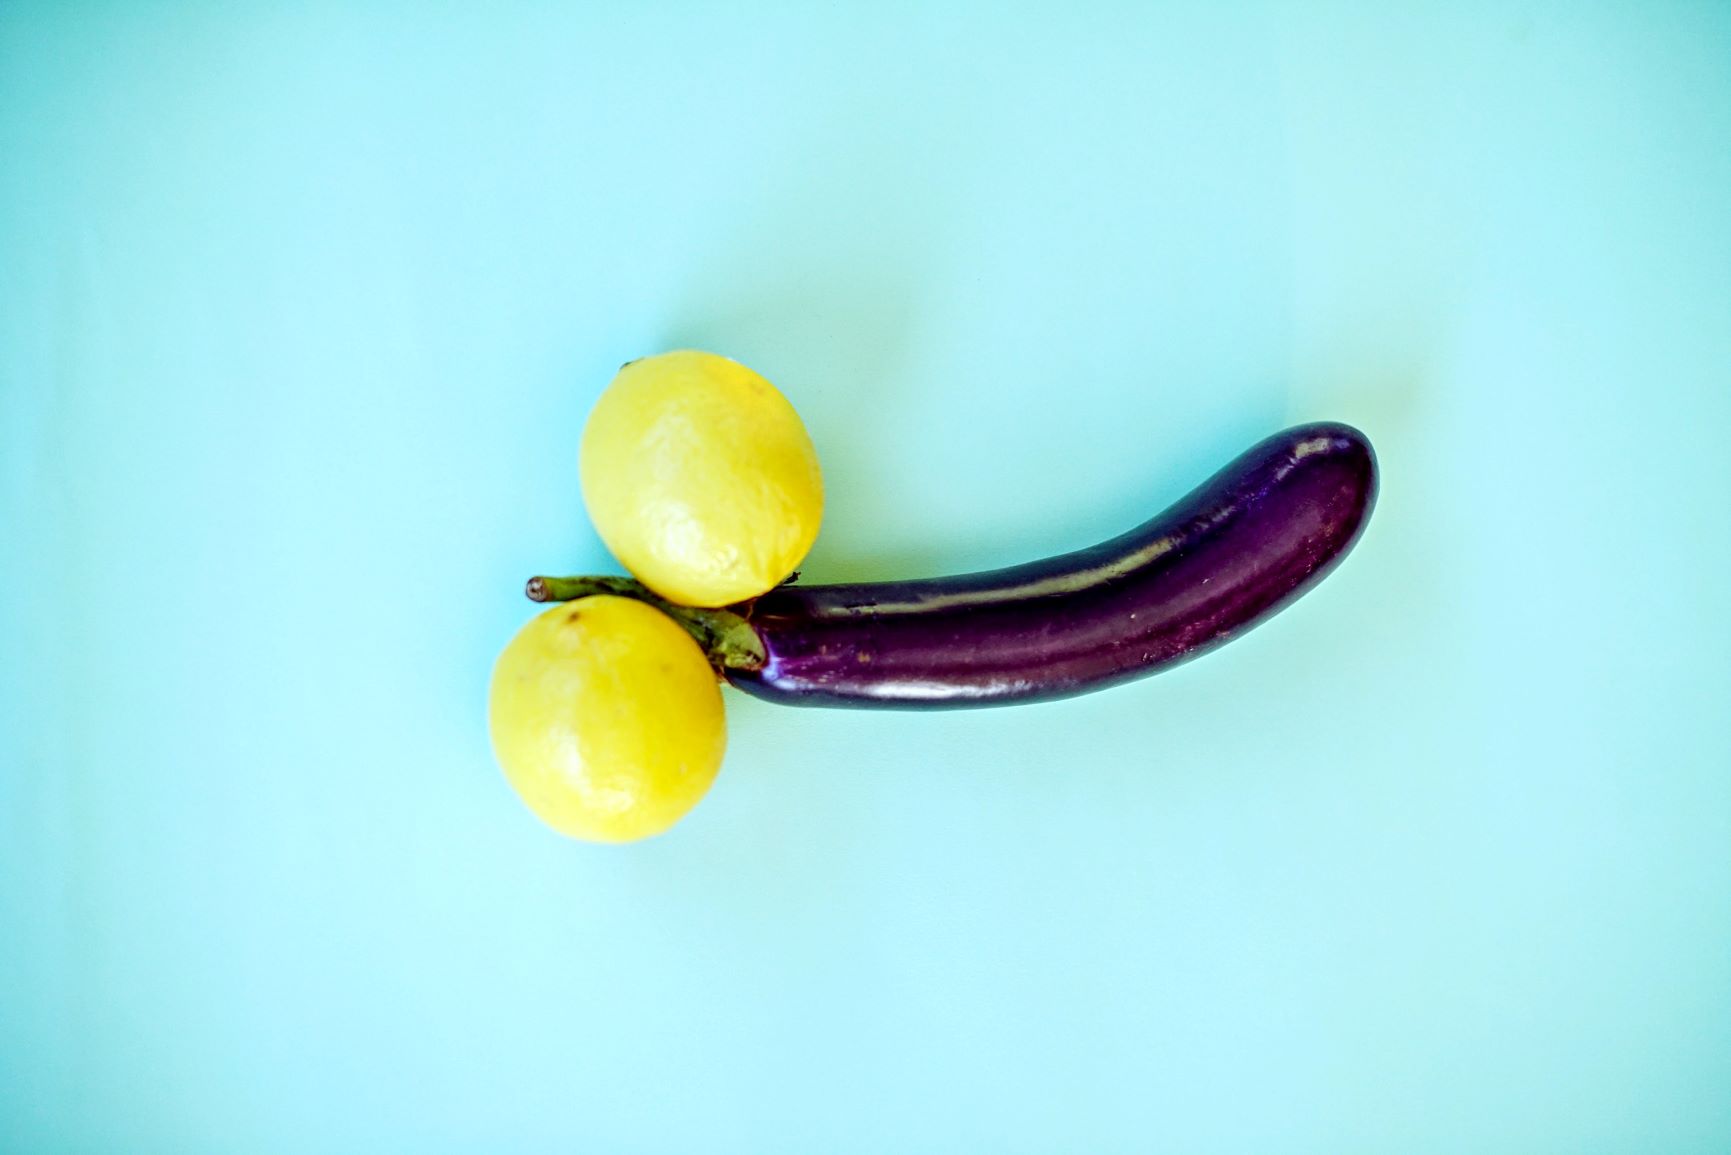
[727,421,1376,708]
[528,422,1377,710]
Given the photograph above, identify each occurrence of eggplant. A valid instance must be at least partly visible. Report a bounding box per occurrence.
[528,422,1377,709]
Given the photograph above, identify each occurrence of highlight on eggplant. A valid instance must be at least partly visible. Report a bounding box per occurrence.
[527,422,1378,710]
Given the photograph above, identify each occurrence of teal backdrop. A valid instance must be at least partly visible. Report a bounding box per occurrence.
[3,3,1729,1151]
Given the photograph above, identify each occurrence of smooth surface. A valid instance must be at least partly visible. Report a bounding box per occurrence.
[731,423,1376,706]
[3,3,1729,1151]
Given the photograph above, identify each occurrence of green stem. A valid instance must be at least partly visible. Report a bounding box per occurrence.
[525,574,766,673]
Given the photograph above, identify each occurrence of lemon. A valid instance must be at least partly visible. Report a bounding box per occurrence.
[580,350,824,607]
[488,596,726,843]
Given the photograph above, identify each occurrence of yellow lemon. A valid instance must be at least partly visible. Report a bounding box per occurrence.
[580,350,824,607]
[488,596,726,843]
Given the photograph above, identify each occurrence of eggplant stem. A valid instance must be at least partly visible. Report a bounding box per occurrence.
[524,574,766,673]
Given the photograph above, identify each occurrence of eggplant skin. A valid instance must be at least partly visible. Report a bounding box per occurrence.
[724,422,1378,709]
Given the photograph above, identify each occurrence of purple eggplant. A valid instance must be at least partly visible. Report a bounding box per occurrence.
[528,422,1376,709]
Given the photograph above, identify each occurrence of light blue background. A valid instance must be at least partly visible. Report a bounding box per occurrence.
[4,3,1729,1151]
